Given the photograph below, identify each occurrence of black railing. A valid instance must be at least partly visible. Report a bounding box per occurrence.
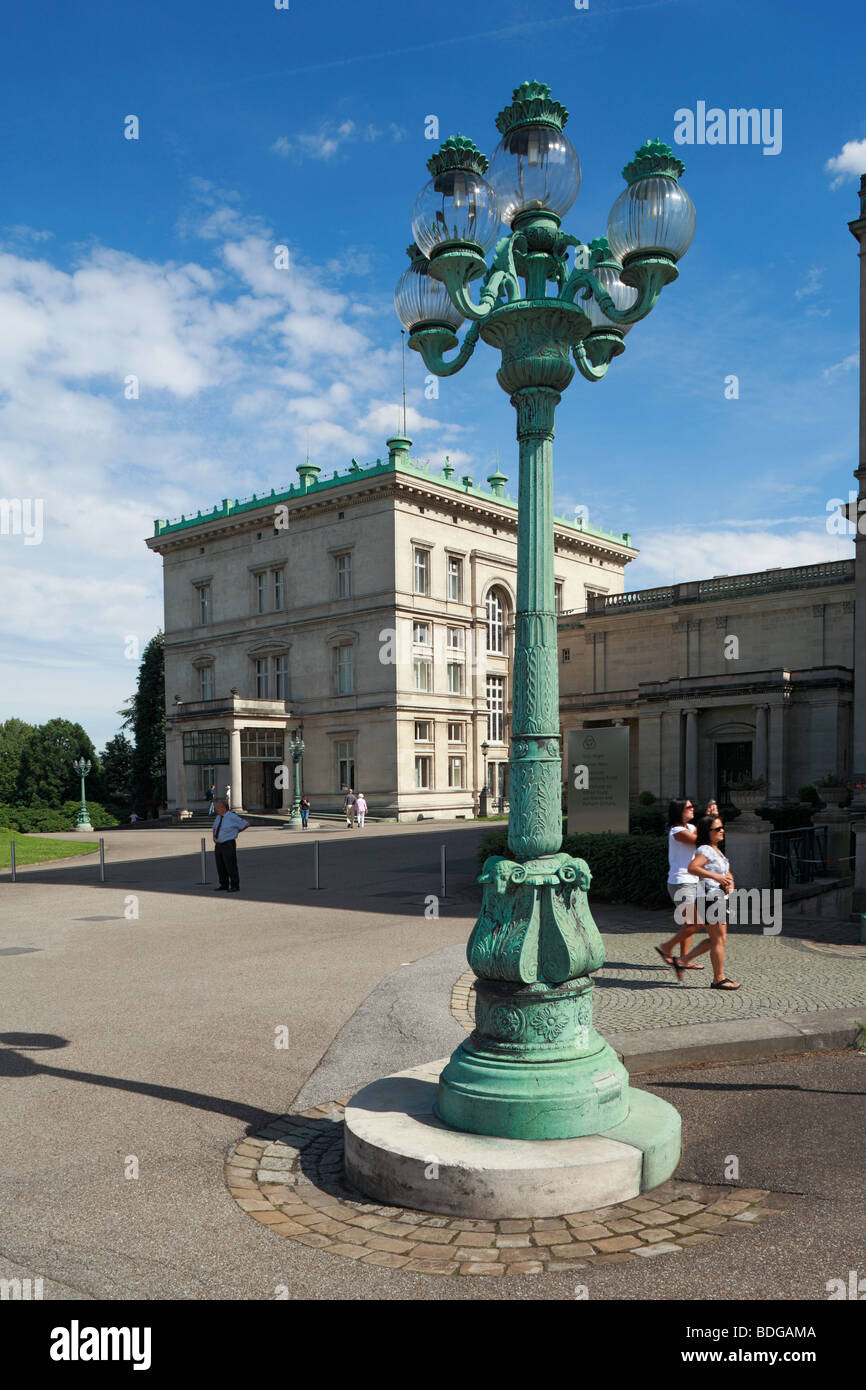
[769,825,829,891]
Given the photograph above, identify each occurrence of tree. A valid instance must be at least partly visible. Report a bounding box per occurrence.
[16,719,102,806]
[121,632,166,813]
[101,732,135,809]
[0,718,35,802]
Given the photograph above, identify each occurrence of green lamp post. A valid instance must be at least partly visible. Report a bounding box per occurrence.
[395,82,695,1141]
[72,757,93,832]
[288,725,305,828]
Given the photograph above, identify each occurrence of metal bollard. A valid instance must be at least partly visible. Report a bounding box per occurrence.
[10,839,16,882]
[200,837,207,885]
[314,839,320,891]
[99,838,105,882]
[440,844,447,899]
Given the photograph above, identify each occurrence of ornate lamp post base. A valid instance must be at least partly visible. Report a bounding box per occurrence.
[436,852,629,1138]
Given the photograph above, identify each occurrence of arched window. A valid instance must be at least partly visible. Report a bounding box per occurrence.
[486,588,505,653]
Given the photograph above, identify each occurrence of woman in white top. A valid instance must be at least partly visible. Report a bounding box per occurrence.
[677,814,740,989]
[355,793,368,828]
[656,797,705,974]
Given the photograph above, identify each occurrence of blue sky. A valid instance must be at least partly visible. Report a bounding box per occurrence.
[0,0,863,748]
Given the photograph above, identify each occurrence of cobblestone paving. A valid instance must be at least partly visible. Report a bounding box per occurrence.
[225,1107,789,1278]
[452,925,866,1035]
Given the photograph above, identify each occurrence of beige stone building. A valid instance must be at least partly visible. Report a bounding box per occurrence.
[146,436,636,820]
[558,560,856,804]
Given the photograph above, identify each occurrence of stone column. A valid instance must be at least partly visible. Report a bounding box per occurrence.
[638,713,662,801]
[685,709,698,798]
[768,701,786,801]
[754,704,768,784]
[847,176,866,908]
[725,818,771,891]
[229,728,243,812]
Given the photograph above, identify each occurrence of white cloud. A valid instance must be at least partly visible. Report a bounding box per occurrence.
[825,138,866,189]
[0,185,464,746]
[630,527,854,587]
[270,119,406,162]
[823,351,859,378]
[794,266,823,300]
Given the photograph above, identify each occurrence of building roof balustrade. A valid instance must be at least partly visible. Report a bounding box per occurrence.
[565,560,855,619]
[151,453,633,550]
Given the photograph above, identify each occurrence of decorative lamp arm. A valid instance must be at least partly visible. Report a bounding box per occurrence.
[408,319,481,377]
[427,234,522,321]
[573,340,611,383]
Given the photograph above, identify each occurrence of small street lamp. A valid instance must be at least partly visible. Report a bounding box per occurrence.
[395,81,694,1142]
[288,724,305,828]
[479,738,490,818]
[72,757,93,832]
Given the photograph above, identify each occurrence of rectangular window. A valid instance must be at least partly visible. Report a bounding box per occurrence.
[446,627,464,651]
[336,553,352,599]
[274,655,287,699]
[336,739,355,790]
[183,730,229,765]
[448,756,464,789]
[336,644,354,695]
[255,572,266,615]
[561,648,571,663]
[447,556,463,602]
[255,658,269,699]
[201,766,216,797]
[273,570,285,611]
[448,721,464,744]
[413,547,430,596]
[487,675,505,743]
[199,666,214,701]
[554,581,564,614]
[413,621,430,646]
[198,584,212,626]
[415,755,432,790]
[413,657,431,692]
[414,720,432,742]
[241,729,284,760]
[447,661,464,696]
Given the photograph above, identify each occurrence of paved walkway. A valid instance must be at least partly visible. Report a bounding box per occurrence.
[1,821,863,1299]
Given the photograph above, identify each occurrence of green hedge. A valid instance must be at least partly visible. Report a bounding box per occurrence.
[0,800,120,833]
[476,829,670,910]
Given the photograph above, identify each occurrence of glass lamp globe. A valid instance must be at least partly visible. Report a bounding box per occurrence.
[607,177,696,263]
[411,169,501,260]
[394,256,464,332]
[488,125,580,226]
[583,261,638,336]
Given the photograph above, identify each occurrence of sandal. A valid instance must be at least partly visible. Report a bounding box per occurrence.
[711,977,740,990]
[680,961,704,970]
[654,946,674,966]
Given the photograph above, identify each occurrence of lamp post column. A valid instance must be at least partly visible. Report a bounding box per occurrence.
[289,732,304,828]
[72,757,93,833]
[438,317,630,1139]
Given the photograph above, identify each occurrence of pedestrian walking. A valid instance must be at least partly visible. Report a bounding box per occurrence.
[680,814,740,989]
[354,792,368,828]
[343,787,356,828]
[655,797,705,974]
[207,782,216,815]
[224,784,232,810]
[212,798,248,892]
[299,795,310,830]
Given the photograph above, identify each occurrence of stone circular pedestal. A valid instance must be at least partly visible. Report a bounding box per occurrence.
[344,1058,681,1220]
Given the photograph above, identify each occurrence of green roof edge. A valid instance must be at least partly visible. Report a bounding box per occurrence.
[152,454,633,549]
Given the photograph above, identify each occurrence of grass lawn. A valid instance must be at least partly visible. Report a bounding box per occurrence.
[0,828,98,868]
